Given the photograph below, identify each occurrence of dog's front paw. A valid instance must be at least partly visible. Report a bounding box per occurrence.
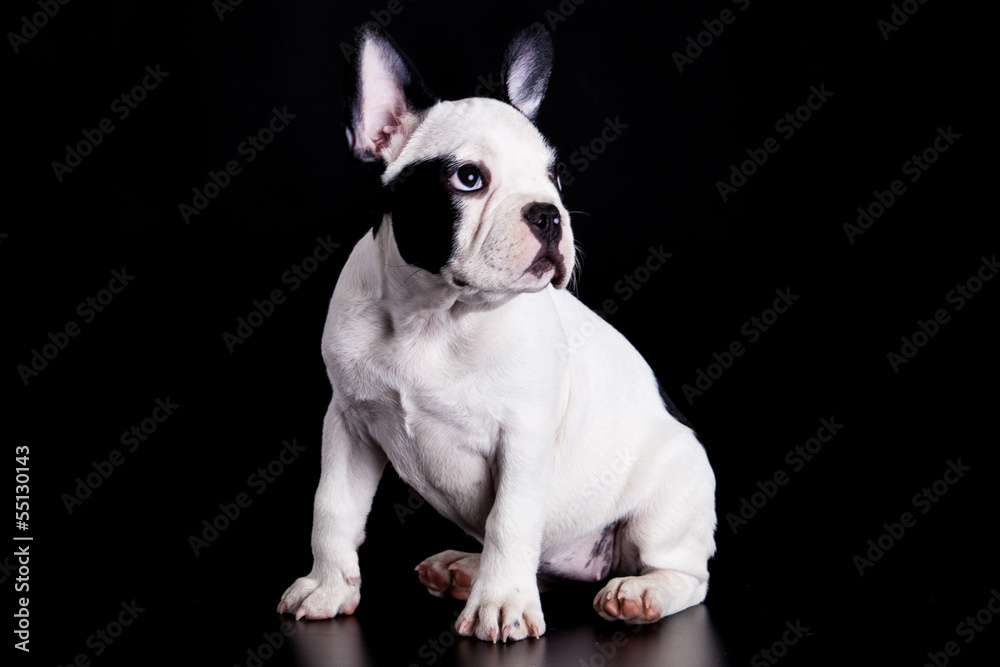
[455,586,545,643]
[277,574,361,620]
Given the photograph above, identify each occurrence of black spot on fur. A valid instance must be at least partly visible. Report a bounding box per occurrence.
[382,158,461,273]
[585,521,621,579]
[658,382,697,432]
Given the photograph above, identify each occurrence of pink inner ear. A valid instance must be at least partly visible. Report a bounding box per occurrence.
[363,113,402,155]
[357,42,411,158]
[376,123,403,148]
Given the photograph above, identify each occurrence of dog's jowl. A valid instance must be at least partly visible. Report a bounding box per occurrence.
[277,22,717,643]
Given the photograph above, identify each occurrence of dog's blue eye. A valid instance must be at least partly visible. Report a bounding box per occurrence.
[450,165,483,192]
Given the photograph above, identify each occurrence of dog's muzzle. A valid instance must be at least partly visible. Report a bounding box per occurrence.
[523,202,566,284]
[523,202,561,244]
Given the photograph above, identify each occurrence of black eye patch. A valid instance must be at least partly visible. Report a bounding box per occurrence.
[380,157,462,274]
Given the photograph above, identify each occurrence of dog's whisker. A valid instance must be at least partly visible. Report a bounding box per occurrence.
[388,266,424,298]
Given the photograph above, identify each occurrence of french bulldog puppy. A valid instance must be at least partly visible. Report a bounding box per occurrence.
[278,22,717,643]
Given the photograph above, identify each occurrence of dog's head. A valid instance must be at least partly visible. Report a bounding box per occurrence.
[345,23,574,296]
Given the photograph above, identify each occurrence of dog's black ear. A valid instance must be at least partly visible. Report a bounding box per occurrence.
[501,23,553,122]
[344,23,434,163]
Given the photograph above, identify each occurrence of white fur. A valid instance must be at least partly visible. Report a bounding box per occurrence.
[278,25,716,644]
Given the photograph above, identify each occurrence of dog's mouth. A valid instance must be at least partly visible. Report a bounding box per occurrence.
[527,256,556,276]
[526,244,566,287]
[444,245,567,294]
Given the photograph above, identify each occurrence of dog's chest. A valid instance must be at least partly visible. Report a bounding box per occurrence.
[332,310,505,528]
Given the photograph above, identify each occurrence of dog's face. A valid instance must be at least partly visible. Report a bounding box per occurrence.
[345,24,574,295]
[384,98,573,293]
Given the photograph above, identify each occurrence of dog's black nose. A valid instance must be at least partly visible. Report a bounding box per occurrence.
[523,202,562,243]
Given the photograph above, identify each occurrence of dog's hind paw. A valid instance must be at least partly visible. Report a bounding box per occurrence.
[415,549,480,600]
[593,570,706,624]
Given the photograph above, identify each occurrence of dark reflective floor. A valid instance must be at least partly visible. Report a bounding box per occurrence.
[286,602,728,667]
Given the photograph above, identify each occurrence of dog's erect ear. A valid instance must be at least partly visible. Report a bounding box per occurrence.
[344,23,432,163]
[501,23,553,122]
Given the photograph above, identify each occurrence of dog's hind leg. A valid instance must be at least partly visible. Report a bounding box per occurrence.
[593,434,716,624]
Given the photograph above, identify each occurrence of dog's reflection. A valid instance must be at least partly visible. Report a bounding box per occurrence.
[286,604,728,667]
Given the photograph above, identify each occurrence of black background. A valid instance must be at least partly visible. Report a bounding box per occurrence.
[5,1,996,665]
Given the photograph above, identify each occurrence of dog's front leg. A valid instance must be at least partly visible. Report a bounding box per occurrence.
[278,401,386,619]
[456,432,552,642]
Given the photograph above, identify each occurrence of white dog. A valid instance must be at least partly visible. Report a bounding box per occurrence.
[277,22,716,643]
